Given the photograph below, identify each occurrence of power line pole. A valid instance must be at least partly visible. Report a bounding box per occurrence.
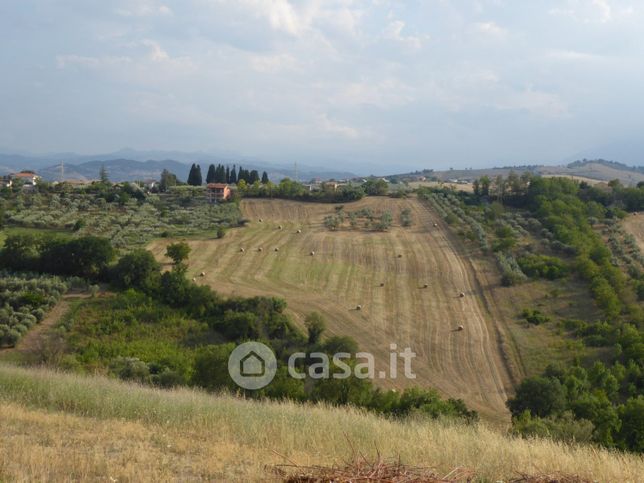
[60,161,64,182]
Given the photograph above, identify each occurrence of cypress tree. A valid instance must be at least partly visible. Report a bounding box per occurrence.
[230,165,237,184]
[249,170,260,184]
[206,164,216,184]
[261,171,269,184]
[194,164,203,186]
[187,164,196,185]
[225,166,230,183]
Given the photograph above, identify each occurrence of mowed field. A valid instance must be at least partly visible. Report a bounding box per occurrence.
[149,197,514,419]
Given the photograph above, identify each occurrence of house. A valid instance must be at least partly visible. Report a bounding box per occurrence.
[10,171,40,188]
[206,183,231,203]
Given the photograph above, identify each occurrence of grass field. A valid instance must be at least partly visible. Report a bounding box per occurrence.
[0,364,641,482]
[149,197,516,421]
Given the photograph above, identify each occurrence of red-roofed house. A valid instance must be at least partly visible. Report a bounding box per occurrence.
[10,171,40,189]
[206,183,231,203]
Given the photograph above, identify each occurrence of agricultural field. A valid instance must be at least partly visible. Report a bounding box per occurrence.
[2,188,240,249]
[0,273,71,348]
[149,197,515,420]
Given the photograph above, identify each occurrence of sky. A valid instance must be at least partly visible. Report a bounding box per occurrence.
[0,0,643,171]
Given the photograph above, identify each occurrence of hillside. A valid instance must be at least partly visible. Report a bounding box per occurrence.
[401,160,644,186]
[0,364,641,482]
[149,197,516,420]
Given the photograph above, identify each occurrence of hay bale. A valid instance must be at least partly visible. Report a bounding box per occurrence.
[192,278,196,282]
[310,250,315,256]
[200,272,205,277]
[297,229,302,234]
[278,225,283,230]
[433,222,438,227]
[258,247,263,252]
[459,292,465,298]
[423,283,429,288]
[240,247,245,253]
[397,254,403,258]
[380,282,385,287]
[356,304,362,311]
[274,247,279,252]
[259,218,263,222]
[457,325,464,331]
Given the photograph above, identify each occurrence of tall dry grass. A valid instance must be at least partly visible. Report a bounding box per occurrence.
[0,363,642,482]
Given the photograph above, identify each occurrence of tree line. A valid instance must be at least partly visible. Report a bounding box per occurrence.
[186,163,269,187]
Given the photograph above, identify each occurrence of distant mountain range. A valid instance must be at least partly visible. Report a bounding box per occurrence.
[0,149,358,182]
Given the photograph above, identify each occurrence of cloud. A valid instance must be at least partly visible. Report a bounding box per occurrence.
[546,49,604,62]
[115,0,173,17]
[383,20,428,49]
[549,0,634,23]
[56,55,132,69]
[474,21,507,39]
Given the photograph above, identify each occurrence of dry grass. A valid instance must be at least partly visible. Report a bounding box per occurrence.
[0,364,642,482]
[147,197,515,421]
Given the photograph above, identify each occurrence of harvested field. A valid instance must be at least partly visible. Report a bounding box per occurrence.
[148,197,515,420]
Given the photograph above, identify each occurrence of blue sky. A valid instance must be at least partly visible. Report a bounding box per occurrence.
[0,0,642,170]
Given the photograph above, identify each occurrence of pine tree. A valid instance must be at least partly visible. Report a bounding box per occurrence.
[238,166,244,183]
[216,164,226,183]
[225,166,230,183]
[261,171,269,184]
[229,165,237,184]
[206,164,216,184]
[194,164,203,186]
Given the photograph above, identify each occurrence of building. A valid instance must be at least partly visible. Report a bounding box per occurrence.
[10,171,40,188]
[206,183,231,202]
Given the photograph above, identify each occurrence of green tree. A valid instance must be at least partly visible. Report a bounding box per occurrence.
[507,376,567,418]
[305,312,326,345]
[206,164,216,184]
[261,171,269,184]
[111,249,161,291]
[159,169,177,192]
[166,242,191,265]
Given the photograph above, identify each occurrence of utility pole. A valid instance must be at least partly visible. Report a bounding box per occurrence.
[60,161,64,182]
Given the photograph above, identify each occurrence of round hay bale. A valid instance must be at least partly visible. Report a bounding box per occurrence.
[397,254,403,258]
[380,282,385,287]
[459,292,465,298]
[258,247,263,252]
[278,225,283,230]
[457,325,464,331]
[433,222,438,227]
[356,304,362,311]
[310,251,315,256]
[259,218,263,222]
[200,272,205,277]
[423,283,429,288]
[240,248,245,252]
[192,278,196,282]
[297,229,302,234]
[274,247,279,252]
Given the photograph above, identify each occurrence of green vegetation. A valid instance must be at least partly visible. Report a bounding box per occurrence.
[0,272,71,347]
[0,183,242,249]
